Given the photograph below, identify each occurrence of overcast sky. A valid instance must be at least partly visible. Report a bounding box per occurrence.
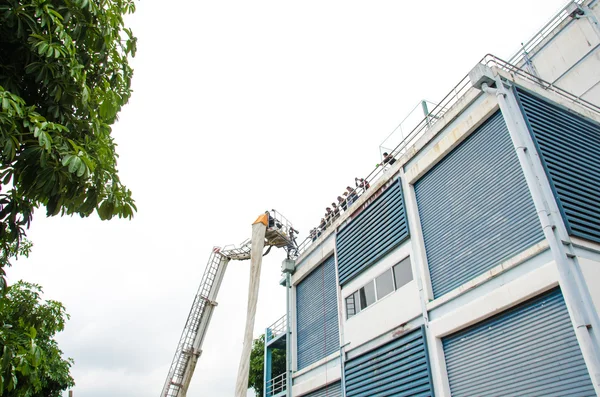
[7,0,569,396]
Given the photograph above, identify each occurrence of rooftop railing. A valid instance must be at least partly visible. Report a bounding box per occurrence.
[266,314,287,343]
[508,0,586,68]
[295,54,600,260]
[266,372,286,397]
[483,55,600,113]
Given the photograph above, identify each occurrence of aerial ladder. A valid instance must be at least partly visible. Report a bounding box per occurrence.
[160,210,299,397]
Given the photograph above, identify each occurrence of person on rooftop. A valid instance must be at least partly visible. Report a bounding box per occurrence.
[324,207,333,227]
[355,177,370,191]
[346,186,358,205]
[332,202,340,221]
[382,152,396,166]
[338,195,347,212]
[318,218,326,235]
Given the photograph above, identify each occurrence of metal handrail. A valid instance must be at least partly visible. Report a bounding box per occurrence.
[295,53,600,260]
[483,54,600,114]
[295,61,474,257]
[266,372,287,396]
[266,314,286,343]
[508,0,586,67]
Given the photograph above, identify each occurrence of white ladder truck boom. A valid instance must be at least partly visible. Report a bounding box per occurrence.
[160,210,299,397]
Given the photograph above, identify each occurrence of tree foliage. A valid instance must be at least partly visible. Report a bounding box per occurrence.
[248,334,286,397]
[0,281,74,396]
[0,0,137,285]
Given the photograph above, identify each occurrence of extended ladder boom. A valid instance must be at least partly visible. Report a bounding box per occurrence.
[160,210,299,397]
[160,244,250,397]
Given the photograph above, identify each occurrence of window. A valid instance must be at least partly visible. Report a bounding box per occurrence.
[376,269,395,299]
[345,256,413,319]
[359,281,376,309]
[393,257,413,289]
[346,291,359,319]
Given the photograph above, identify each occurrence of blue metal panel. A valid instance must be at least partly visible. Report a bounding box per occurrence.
[296,255,339,370]
[443,288,594,397]
[344,327,434,397]
[301,381,342,397]
[515,87,600,244]
[336,179,409,285]
[414,111,543,298]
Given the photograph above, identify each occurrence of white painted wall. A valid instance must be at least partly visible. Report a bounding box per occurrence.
[339,240,422,351]
[526,1,600,105]
[344,281,421,350]
[579,256,600,316]
[292,352,341,397]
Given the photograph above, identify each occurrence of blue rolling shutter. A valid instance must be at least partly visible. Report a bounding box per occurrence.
[344,327,434,397]
[296,255,339,370]
[515,87,600,244]
[336,179,409,285]
[414,111,543,298]
[443,288,594,397]
[301,381,342,397]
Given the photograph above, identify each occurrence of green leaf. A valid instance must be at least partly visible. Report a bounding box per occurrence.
[68,157,80,174]
[38,42,48,55]
[76,160,86,177]
[62,154,74,167]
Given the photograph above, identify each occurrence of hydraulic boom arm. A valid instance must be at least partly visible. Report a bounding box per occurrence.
[160,210,298,397]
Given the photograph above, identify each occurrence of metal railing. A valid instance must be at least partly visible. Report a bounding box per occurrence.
[484,54,600,113]
[295,58,474,257]
[379,99,440,156]
[294,53,600,260]
[508,0,586,68]
[266,314,286,343]
[266,372,286,397]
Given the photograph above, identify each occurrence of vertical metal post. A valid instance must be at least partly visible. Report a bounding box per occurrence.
[263,328,271,397]
[285,272,292,397]
[520,43,539,77]
[339,342,350,397]
[421,100,430,127]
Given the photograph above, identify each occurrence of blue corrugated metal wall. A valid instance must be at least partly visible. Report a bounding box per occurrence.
[344,327,434,397]
[516,87,600,244]
[336,179,409,285]
[296,255,339,370]
[301,381,342,397]
[414,111,544,298]
[443,288,594,397]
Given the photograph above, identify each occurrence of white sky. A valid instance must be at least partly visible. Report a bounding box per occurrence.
[7,1,569,396]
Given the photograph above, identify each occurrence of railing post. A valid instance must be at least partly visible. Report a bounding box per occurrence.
[285,272,292,397]
[264,328,272,397]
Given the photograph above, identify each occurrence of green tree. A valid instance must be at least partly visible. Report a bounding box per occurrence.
[0,0,137,288]
[0,281,74,396]
[248,334,286,397]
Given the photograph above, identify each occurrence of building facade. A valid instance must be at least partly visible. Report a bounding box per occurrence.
[264,1,600,396]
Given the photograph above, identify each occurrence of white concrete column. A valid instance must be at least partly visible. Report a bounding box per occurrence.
[399,170,451,397]
[235,217,267,397]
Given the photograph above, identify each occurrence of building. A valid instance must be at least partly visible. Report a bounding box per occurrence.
[263,1,600,396]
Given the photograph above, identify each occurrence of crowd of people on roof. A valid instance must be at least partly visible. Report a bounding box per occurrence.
[305,151,398,243]
[308,177,370,242]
